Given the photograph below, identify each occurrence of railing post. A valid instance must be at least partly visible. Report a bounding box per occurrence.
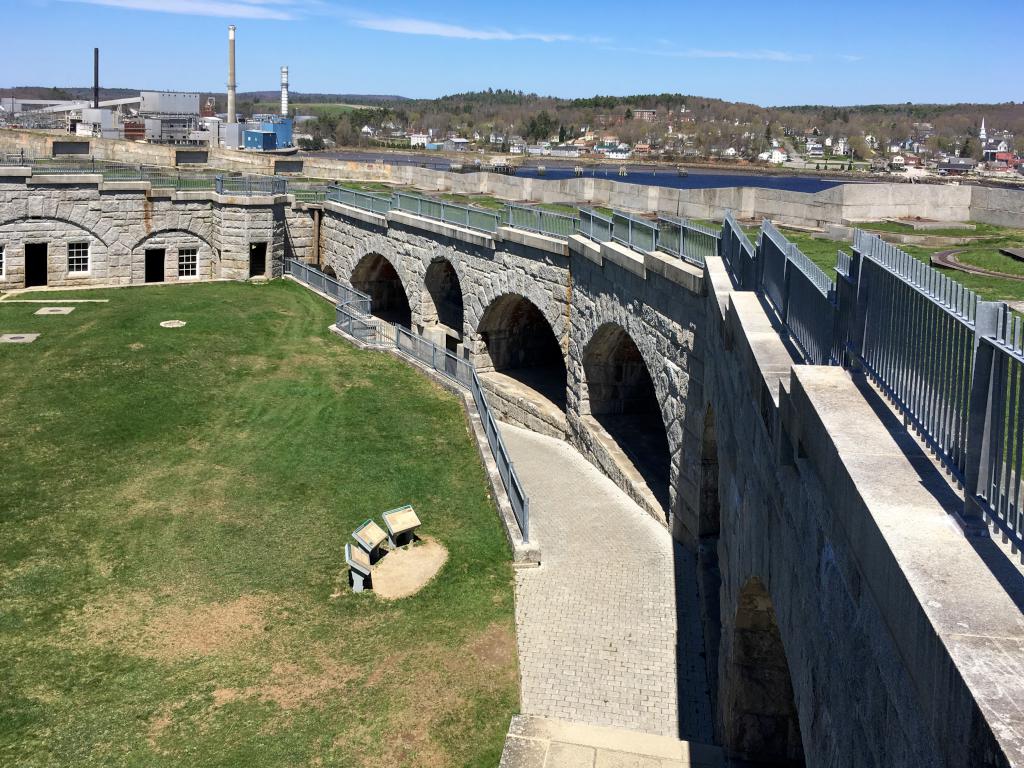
[961,301,1004,534]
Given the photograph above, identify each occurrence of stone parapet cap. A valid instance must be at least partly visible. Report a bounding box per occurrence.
[323,200,387,228]
[786,365,1024,767]
[568,234,603,265]
[599,239,646,278]
[27,173,103,186]
[643,250,703,296]
[497,226,569,257]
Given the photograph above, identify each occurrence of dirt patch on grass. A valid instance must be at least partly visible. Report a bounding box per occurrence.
[212,656,357,710]
[79,592,269,661]
[371,537,448,600]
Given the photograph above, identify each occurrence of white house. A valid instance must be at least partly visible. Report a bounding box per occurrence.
[723,147,738,158]
[360,125,375,138]
[409,133,429,147]
[833,137,849,156]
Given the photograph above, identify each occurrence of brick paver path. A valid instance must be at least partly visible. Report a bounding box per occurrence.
[502,423,714,742]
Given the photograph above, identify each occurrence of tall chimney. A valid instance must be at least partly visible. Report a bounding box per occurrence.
[280,66,289,117]
[93,48,99,109]
[227,25,237,124]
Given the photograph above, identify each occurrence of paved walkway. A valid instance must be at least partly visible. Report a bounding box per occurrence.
[502,423,714,742]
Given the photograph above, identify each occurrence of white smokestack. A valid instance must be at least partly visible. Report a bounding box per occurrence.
[280,66,289,117]
[227,25,237,124]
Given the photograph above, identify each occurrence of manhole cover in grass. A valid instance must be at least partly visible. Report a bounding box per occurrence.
[35,307,75,316]
[0,333,40,344]
[160,320,187,329]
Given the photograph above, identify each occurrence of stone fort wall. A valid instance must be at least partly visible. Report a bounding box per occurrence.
[0,177,1019,768]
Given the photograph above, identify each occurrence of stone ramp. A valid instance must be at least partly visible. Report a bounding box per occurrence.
[500,715,723,768]
[500,423,713,741]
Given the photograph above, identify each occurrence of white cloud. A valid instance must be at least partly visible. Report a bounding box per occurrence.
[57,0,299,20]
[351,15,581,43]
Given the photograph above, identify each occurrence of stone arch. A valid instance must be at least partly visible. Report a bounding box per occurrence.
[723,577,805,766]
[699,405,721,539]
[0,216,110,248]
[129,227,214,253]
[350,252,413,328]
[130,228,215,283]
[697,404,723,721]
[322,264,337,279]
[476,292,567,409]
[422,256,465,347]
[581,322,671,511]
[0,216,112,287]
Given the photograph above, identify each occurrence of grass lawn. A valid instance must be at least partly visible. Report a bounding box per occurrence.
[0,281,518,768]
[856,220,1020,239]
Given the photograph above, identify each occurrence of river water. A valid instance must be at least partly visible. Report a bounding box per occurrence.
[307,150,856,193]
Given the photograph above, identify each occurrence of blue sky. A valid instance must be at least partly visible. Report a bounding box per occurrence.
[2,0,1020,106]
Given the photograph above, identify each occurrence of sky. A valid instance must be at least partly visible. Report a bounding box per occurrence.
[1,0,1021,106]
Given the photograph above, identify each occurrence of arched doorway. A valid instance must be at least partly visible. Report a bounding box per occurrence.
[698,406,723,721]
[476,294,566,410]
[350,253,412,328]
[723,578,805,766]
[582,323,670,511]
[423,258,465,351]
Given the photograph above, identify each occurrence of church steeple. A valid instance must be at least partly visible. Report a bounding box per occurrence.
[979,118,987,142]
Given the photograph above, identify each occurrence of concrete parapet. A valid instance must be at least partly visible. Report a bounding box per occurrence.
[497,226,569,257]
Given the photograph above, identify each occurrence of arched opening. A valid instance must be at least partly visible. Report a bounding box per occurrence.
[351,253,412,328]
[477,294,566,411]
[582,323,670,510]
[423,258,465,351]
[724,578,805,767]
[697,406,723,723]
[322,264,337,279]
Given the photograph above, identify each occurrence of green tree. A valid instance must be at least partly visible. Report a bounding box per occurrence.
[559,124,567,143]
[625,108,633,120]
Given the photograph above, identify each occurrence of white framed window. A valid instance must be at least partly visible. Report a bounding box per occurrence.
[67,242,90,273]
[178,248,198,278]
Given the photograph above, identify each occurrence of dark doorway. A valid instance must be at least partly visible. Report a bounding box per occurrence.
[424,258,465,341]
[351,253,412,327]
[24,243,48,287]
[724,578,805,766]
[249,242,267,278]
[583,323,670,510]
[145,249,165,283]
[477,294,567,410]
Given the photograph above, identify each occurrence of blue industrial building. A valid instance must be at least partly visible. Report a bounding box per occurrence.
[245,114,292,151]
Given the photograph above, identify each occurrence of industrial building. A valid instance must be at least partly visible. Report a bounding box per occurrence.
[3,30,293,152]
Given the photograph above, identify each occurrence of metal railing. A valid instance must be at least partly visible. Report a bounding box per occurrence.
[215,174,288,196]
[393,191,503,233]
[578,207,613,243]
[285,258,530,542]
[326,184,392,214]
[755,220,839,366]
[505,203,579,238]
[721,211,757,289]
[657,216,720,267]
[612,210,658,253]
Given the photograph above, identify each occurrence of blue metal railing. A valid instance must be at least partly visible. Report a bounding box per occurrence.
[393,191,503,233]
[578,208,613,243]
[326,184,392,214]
[215,174,288,196]
[656,216,719,267]
[612,209,658,253]
[506,203,579,238]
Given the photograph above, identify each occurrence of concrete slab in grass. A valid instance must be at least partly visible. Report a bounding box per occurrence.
[34,307,75,316]
[0,333,40,343]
